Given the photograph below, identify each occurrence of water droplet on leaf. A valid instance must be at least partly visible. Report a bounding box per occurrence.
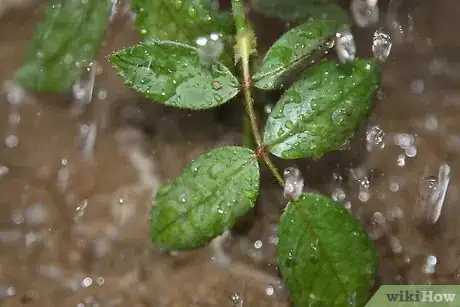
[211,81,222,90]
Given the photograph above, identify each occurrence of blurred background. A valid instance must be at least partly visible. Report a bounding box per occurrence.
[0,0,459,306]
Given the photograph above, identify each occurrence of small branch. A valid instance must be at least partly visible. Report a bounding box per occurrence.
[231,0,284,187]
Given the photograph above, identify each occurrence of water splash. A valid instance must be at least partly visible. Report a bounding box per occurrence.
[283,167,304,201]
[372,28,392,62]
[335,28,356,64]
[350,0,379,28]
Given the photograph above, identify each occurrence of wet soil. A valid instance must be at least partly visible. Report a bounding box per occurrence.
[1,0,460,306]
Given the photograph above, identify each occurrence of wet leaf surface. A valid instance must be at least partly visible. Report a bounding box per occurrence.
[150,146,259,251]
[278,193,378,307]
[109,41,240,110]
[264,59,380,159]
[253,19,344,90]
[250,0,349,23]
[15,0,112,92]
[131,0,232,45]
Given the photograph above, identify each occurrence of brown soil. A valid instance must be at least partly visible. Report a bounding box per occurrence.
[1,0,460,306]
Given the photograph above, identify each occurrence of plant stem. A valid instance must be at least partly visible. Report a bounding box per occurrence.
[231,0,284,187]
[262,154,284,186]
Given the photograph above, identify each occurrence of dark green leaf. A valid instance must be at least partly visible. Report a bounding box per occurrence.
[264,59,380,159]
[15,0,112,92]
[151,146,259,251]
[131,0,232,45]
[250,0,349,23]
[278,193,378,307]
[253,19,342,90]
[109,41,240,110]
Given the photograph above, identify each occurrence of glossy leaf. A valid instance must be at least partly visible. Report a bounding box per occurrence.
[15,0,112,92]
[264,59,380,159]
[278,193,378,307]
[250,0,349,23]
[109,41,240,110]
[131,0,232,45]
[253,19,343,90]
[150,146,259,251]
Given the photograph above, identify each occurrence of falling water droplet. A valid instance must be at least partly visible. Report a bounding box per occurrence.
[394,133,414,149]
[335,28,356,64]
[423,255,437,274]
[72,62,96,105]
[4,80,25,105]
[366,125,385,151]
[283,167,304,201]
[419,163,450,224]
[254,240,263,249]
[230,292,243,306]
[370,212,387,240]
[347,291,357,306]
[196,33,224,62]
[424,115,438,131]
[350,0,379,28]
[397,153,406,167]
[389,236,402,253]
[264,104,273,115]
[265,285,275,296]
[372,28,392,62]
[4,134,18,148]
[109,0,119,22]
[410,78,424,94]
[77,122,97,158]
[331,188,346,202]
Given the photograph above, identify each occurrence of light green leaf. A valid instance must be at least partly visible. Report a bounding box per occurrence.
[109,40,240,110]
[264,59,380,159]
[253,19,343,90]
[131,0,232,44]
[250,0,349,23]
[15,0,112,92]
[278,193,378,306]
[151,146,259,251]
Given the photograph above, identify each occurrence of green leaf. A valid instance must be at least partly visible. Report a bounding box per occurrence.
[150,146,259,251]
[253,19,343,90]
[15,0,112,92]
[278,193,378,307]
[250,0,349,23]
[131,0,232,45]
[109,40,240,110]
[263,59,380,159]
